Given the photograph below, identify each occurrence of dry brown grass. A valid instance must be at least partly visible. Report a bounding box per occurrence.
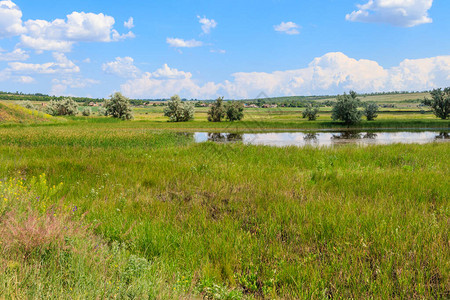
[0,209,78,258]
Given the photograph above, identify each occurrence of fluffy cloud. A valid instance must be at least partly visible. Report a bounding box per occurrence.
[8,52,80,74]
[198,16,217,34]
[274,22,300,35]
[166,38,203,48]
[0,1,134,52]
[124,17,134,29]
[20,11,134,52]
[121,64,219,98]
[210,49,226,54]
[0,48,28,61]
[0,0,25,38]
[102,56,140,78]
[120,52,450,99]
[15,75,34,83]
[51,76,99,96]
[346,0,433,27]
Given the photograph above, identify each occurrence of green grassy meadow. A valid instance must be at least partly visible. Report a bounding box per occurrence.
[0,97,449,299]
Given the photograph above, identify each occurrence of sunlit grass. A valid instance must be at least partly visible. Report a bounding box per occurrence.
[0,122,448,298]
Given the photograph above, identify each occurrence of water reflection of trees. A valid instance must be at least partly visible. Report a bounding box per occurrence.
[207,133,243,142]
[331,131,362,140]
[303,133,318,141]
[435,132,450,140]
[331,131,380,140]
[363,132,378,139]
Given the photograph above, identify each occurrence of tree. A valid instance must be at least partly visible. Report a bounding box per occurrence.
[302,103,319,121]
[46,98,78,116]
[208,97,226,122]
[422,88,450,119]
[225,101,244,121]
[331,91,362,125]
[363,102,379,121]
[256,98,266,108]
[105,92,133,120]
[163,95,194,122]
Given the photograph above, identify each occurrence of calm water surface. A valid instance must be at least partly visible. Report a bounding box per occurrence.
[193,131,450,147]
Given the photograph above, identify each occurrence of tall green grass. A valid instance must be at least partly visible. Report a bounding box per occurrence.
[0,123,448,298]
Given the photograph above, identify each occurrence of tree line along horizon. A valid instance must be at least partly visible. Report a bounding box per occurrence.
[10,88,450,123]
[0,89,435,106]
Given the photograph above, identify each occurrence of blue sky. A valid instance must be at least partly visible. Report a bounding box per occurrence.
[0,0,449,99]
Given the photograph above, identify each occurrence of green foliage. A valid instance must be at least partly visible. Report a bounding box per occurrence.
[81,107,92,116]
[163,95,195,122]
[208,97,226,122]
[105,92,133,120]
[363,102,379,121]
[302,104,320,121]
[422,88,450,119]
[46,98,79,116]
[17,100,35,110]
[97,107,107,116]
[331,91,362,125]
[122,255,150,284]
[225,101,245,121]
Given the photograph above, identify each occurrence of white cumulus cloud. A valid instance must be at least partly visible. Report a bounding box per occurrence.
[119,52,450,99]
[121,64,219,98]
[20,11,135,52]
[0,48,28,61]
[51,76,99,96]
[124,17,134,29]
[0,1,134,52]
[346,0,433,27]
[102,56,141,78]
[0,0,25,38]
[15,75,34,83]
[166,38,203,48]
[198,16,217,34]
[8,52,80,74]
[274,21,300,35]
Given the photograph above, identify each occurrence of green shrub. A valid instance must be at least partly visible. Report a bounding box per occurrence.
[302,103,320,121]
[208,97,226,122]
[97,107,107,116]
[331,91,362,125]
[422,88,450,119]
[105,92,133,120]
[17,101,35,110]
[46,98,78,116]
[363,102,379,121]
[225,101,244,121]
[163,95,194,122]
[81,107,92,116]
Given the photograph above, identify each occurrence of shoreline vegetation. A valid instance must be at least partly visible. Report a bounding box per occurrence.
[0,91,449,298]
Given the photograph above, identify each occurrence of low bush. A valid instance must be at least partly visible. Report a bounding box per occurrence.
[46,98,78,116]
[302,103,320,121]
[81,107,92,116]
[208,97,226,122]
[164,95,194,122]
[331,91,362,125]
[363,102,379,121]
[225,101,245,121]
[422,88,450,119]
[105,92,133,120]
